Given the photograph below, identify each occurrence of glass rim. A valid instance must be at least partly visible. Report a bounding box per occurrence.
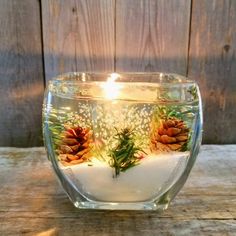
[47,72,200,104]
[49,72,197,86]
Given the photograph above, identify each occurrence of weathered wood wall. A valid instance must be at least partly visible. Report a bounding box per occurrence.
[188,0,236,143]
[42,0,115,79]
[115,0,191,74]
[0,0,235,146]
[0,0,44,146]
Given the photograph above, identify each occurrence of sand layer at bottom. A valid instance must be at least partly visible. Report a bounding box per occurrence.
[61,152,189,202]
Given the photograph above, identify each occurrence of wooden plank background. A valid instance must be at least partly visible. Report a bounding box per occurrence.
[188,0,236,143]
[115,0,191,74]
[0,0,44,147]
[0,0,235,146]
[42,0,115,81]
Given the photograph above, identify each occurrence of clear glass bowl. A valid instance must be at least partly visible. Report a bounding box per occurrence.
[43,72,203,211]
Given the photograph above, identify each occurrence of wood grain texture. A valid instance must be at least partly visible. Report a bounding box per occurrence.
[42,0,115,81]
[0,146,236,235]
[0,0,44,147]
[188,0,236,143]
[0,0,235,147]
[115,0,191,74]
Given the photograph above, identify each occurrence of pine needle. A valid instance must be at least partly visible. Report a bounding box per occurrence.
[109,128,145,177]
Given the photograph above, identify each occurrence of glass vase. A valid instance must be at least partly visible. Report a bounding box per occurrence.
[43,72,202,211]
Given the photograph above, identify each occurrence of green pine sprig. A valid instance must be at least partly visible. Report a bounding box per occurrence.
[44,109,66,145]
[109,128,146,177]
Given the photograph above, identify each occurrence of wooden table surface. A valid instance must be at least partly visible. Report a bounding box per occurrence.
[0,145,236,236]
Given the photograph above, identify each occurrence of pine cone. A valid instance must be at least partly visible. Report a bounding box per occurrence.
[57,126,92,166]
[151,117,189,152]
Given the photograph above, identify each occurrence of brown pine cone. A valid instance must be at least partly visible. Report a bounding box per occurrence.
[57,126,92,166]
[151,117,189,152]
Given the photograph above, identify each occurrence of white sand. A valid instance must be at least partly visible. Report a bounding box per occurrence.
[60,152,189,202]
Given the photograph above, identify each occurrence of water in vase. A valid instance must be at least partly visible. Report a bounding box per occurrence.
[43,80,198,203]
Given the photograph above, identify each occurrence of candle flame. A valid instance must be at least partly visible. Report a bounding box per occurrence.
[103,73,121,100]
